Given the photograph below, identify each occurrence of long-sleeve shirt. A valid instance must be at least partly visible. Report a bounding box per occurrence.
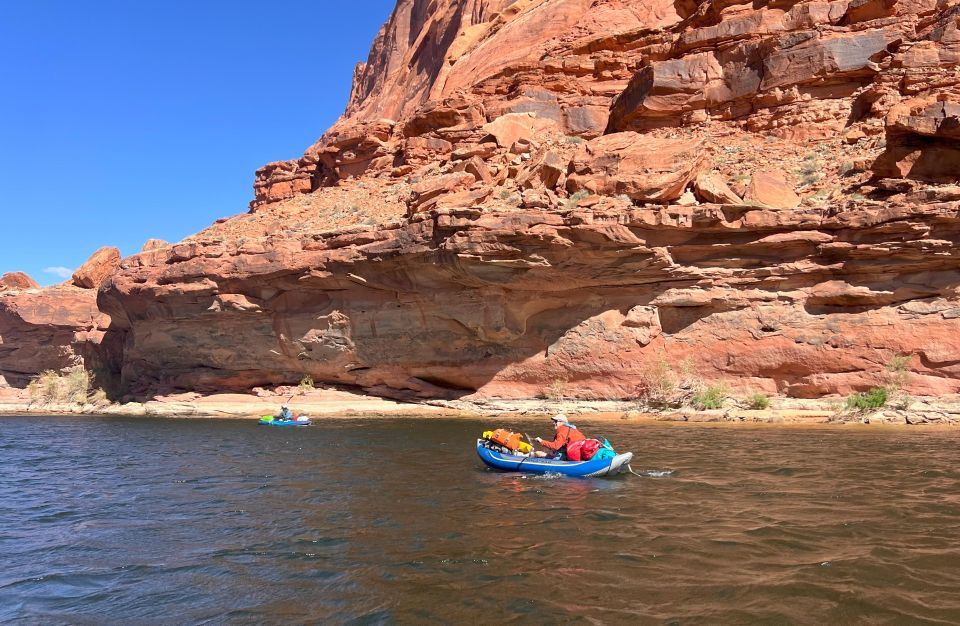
[540,425,586,451]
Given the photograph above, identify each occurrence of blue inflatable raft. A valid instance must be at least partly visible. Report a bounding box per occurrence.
[259,416,311,427]
[476,440,633,477]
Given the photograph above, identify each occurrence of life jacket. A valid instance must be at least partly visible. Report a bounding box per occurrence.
[540,424,586,454]
[565,425,586,444]
[483,429,533,454]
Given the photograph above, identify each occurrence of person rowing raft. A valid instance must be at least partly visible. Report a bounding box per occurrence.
[534,413,586,458]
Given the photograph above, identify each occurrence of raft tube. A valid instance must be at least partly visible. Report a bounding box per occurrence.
[476,440,633,477]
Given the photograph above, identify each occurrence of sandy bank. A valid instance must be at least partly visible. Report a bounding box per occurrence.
[2,386,960,429]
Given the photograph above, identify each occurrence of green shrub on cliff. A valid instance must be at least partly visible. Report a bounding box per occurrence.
[299,375,314,390]
[846,387,888,411]
[692,384,727,410]
[747,393,770,410]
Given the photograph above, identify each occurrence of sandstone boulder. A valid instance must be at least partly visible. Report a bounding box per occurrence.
[482,113,559,149]
[452,142,498,161]
[72,247,121,289]
[516,150,567,190]
[0,287,113,388]
[408,173,477,213]
[746,171,801,209]
[0,272,39,291]
[842,0,898,25]
[402,98,484,138]
[873,98,960,182]
[694,172,742,205]
[403,136,453,166]
[141,239,170,252]
[458,156,493,185]
[566,133,705,203]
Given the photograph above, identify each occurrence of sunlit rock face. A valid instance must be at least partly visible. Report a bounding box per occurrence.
[99,200,960,400]
[10,0,960,400]
[0,287,116,388]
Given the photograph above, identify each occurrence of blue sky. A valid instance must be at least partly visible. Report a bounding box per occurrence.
[0,1,396,285]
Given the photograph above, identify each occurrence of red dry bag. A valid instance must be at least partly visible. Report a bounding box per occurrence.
[580,439,602,460]
[566,439,586,461]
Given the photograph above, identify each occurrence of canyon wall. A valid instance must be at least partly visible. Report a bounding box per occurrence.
[3,0,960,401]
[97,201,960,400]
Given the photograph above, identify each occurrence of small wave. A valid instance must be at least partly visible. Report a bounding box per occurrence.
[638,469,675,478]
[519,472,564,480]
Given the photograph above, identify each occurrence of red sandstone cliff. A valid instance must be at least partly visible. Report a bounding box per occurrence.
[4,0,960,402]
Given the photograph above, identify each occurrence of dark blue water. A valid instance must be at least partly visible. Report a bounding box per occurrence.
[2,416,960,624]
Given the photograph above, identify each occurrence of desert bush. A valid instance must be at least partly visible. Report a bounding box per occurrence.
[545,379,567,402]
[563,135,585,145]
[27,367,90,404]
[28,371,60,403]
[88,388,110,406]
[846,387,888,411]
[637,355,678,408]
[747,393,770,410]
[299,375,315,390]
[677,358,700,389]
[691,384,727,410]
[797,155,821,186]
[63,367,90,404]
[564,190,590,209]
[885,355,913,411]
[886,355,912,390]
[636,355,704,408]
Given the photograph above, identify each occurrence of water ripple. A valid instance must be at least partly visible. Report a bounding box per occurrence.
[1,416,959,623]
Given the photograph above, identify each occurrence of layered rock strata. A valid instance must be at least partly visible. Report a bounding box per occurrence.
[99,199,960,400]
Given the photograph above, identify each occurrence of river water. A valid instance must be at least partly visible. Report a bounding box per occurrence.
[1,416,959,624]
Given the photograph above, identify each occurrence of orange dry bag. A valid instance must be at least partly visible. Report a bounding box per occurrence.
[489,428,523,451]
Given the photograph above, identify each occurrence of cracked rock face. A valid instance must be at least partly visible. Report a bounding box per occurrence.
[3,0,960,400]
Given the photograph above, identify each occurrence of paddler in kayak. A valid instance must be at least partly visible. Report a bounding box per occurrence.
[278,404,293,421]
[534,413,586,458]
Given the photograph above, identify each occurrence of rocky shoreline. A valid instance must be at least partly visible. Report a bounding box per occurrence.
[3,386,958,427]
